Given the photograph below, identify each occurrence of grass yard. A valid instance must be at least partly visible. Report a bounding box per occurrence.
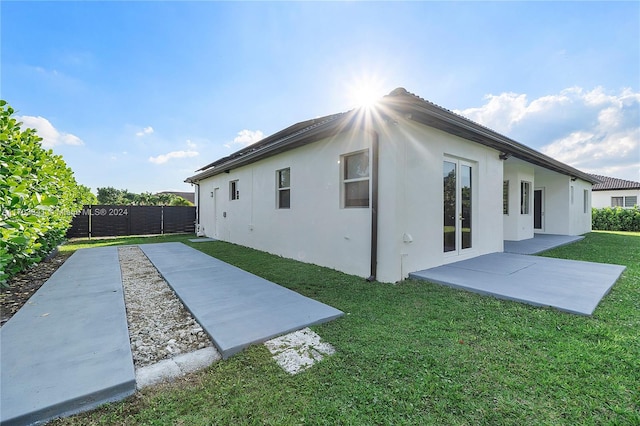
[54,231,639,425]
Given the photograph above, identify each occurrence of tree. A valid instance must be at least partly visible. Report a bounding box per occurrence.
[121,190,136,205]
[1,100,87,286]
[154,193,172,205]
[76,185,98,205]
[96,187,124,204]
[170,196,193,206]
[94,188,193,206]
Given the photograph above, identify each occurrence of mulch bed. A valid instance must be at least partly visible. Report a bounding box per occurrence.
[0,252,72,326]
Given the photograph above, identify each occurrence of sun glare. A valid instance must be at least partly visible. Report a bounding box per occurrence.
[347,76,386,109]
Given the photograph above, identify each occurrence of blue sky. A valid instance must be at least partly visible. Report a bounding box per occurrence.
[2,1,639,194]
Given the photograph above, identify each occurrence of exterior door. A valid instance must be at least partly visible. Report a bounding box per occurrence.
[443,159,473,255]
[534,188,544,231]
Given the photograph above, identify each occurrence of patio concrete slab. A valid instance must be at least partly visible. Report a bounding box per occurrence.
[0,247,135,426]
[409,252,625,315]
[140,242,344,359]
[504,234,584,255]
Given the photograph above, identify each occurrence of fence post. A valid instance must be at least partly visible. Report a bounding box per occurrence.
[161,205,164,235]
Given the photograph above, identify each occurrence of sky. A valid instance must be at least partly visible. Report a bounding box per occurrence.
[2,1,639,195]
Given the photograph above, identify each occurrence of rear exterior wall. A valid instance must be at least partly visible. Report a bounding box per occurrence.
[197,130,373,280]
[196,119,509,282]
[378,119,504,281]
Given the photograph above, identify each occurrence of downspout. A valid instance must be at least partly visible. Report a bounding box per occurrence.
[366,130,379,282]
[194,182,200,231]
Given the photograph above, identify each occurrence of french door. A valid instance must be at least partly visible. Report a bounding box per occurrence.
[443,158,473,255]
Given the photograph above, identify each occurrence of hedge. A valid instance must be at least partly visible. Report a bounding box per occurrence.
[1,100,87,286]
[592,206,640,232]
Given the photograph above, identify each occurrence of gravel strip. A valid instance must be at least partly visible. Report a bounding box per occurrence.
[118,246,217,368]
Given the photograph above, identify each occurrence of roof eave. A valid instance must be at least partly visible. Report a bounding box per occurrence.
[186,113,355,183]
[186,89,598,186]
[389,100,598,184]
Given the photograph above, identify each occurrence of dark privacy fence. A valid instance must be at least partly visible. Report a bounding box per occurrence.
[66,205,196,238]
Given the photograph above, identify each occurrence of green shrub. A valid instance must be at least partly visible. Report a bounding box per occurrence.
[592,206,640,232]
[0,100,87,286]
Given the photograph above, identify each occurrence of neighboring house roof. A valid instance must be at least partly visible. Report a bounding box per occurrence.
[186,88,598,184]
[156,191,195,203]
[588,174,640,191]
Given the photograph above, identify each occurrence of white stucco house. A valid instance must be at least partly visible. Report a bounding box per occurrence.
[589,174,640,209]
[186,88,596,283]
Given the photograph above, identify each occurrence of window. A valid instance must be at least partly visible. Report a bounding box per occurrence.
[276,168,290,209]
[571,186,574,204]
[342,150,370,207]
[583,189,589,213]
[625,196,637,208]
[612,195,638,208]
[229,180,239,200]
[503,181,509,215]
[520,181,530,214]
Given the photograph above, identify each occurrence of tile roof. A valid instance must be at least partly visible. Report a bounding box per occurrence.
[186,88,598,184]
[194,113,347,172]
[589,174,640,191]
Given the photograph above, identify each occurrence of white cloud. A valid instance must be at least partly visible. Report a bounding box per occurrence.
[224,129,264,149]
[17,115,84,148]
[456,87,640,181]
[136,126,154,136]
[148,150,199,165]
[186,139,197,149]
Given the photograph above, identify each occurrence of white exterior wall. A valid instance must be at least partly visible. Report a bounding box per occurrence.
[592,189,640,208]
[194,117,589,281]
[378,119,504,281]
[502,162,591,239]
[197,130,373,279]
[503,160,535,241]
[568,179,593,235]
[195,118,505,283]
[197,180,218,237]
[533,170,570,235]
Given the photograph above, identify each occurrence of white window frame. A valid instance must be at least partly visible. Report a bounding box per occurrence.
[276,168,290,209]
[583,189,589,213]
[571,185,574,204]
[342,149,370,208]
[609,196,636,208]
[230,180,239,201]
[520,181,531,215]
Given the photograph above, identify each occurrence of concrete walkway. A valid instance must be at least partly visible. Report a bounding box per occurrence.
[410,252,625,315]
[140,243,344,359]
[1,243,343,425]
[504,234,584,255]
[0,247,135,426]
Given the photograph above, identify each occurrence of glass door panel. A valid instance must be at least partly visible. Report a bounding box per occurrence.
[461,164,472,250]
[443,161,457,252]
[443,159,473,254]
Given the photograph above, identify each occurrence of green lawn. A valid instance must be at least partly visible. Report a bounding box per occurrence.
[54,231,639,425]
